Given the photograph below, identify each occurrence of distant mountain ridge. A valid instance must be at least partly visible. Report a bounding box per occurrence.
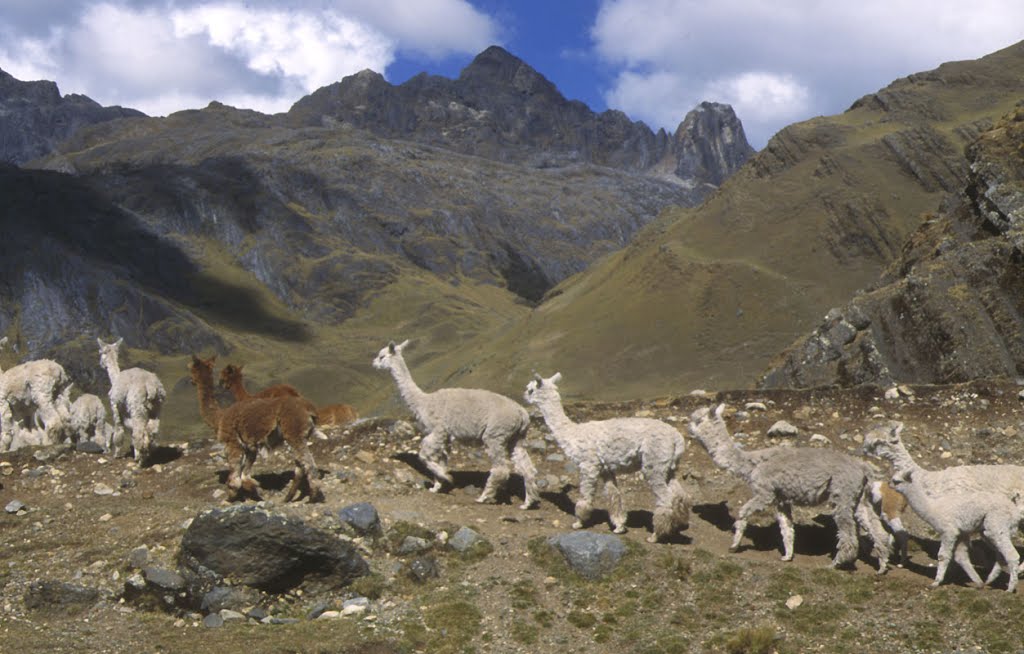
[287,46,753,190]
[0,46,755,426]
[0,69,144,165]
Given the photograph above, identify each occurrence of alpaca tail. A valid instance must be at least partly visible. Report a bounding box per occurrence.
[653,479,691,541]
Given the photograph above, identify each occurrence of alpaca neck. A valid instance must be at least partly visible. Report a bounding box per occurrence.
[225,377,252,401]
[884,442,924,479]
[699,423,757,479]
[534,395,575,435]
[194,374,222,429]
[101,356,121,384]
[387,354,430,417]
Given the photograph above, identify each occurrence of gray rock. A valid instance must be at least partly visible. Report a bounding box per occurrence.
[306,600,331,620]
[337,502,381,536]
[343,596,369,609]
[76,441,104,454]
[407,556,440,583]
[201,586,260,614]
[220,609,247,622]
[179,505,369,594]
[127,546,150,570]
[396,536,432,555]
[546,532,627,580]
[203,613,224,628]
[23,580,100,612]
[5,500,25,514]
[448,526,485,554]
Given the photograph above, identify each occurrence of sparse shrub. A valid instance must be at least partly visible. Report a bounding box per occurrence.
[567,610,597,629]
[725,625,778,654]
[510,580,537,609]
[349,573,386,600]
[511,620,539,645]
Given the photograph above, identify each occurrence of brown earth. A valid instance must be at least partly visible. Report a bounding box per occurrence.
[3,380,1024,653]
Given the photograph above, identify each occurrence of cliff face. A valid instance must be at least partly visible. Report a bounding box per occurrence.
[760,104,1024,388]
[286,46,752,194]
[0,69,143,165]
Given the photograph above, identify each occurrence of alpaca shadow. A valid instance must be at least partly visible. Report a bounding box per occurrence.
[215,469,293,491]
[898,535,1015,589]
[142,444,183,467]
[692,502,837,558]
[389,452,533,506]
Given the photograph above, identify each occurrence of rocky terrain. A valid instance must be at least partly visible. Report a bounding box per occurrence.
[4,381,1024,653]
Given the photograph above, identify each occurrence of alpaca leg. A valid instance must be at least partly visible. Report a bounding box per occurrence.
[648,475,689,543]
[952,539,985,588]
[573,465,600,530]
[732,491,773,553]
[832,506,860,569]
[285,444,323,503]
[0,400,14,451]
[478,436,511,505]
[511,440,541,510]
[889,516,910,567]
[855,497,892,574]
[604,476,627,534]
[983,527,1019,592]
[418,431,453,492]
[777,504,796,562]
[931,536,959,588]
[129,415,151,463]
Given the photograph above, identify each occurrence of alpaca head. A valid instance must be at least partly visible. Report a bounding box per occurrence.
[862,420,905,459]
[219,364,243,389]
[523,372,562,406]
[686,403,727,448]
[372,339,410,372]
[97,337,124,369]
[187,354,216,387]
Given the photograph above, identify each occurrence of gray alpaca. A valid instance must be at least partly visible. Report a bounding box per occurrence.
[688,404,891,572]
[890,468,1022,591]
[372,339,540,509]
[524,372,691,543]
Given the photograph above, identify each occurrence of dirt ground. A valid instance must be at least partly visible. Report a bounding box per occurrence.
[4,380,1024,653]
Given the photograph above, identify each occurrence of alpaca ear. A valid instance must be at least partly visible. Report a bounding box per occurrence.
[115,337,124,347]
[551,372,562,384]
[889,421,904,442]
[397,339,410,350]
[533,372,543,386]
[714,403,726,419]
[97,337,105,347]
[387,341,396,354]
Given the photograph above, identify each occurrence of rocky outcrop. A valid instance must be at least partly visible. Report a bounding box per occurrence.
[287,46,752,192]
[761,106,1024,388]
[0,68,143,165]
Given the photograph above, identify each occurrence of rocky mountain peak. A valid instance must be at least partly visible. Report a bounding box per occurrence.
[458,45,561,98]
[0,67,144,165]
[673,101,755,185]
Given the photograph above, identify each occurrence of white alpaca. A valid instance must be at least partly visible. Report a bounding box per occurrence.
[863,420,1024,587]
[0,336,73,451]
[69,393,116,450]
[372,339,540,509]
[523,372,691,543]
[889,468,1022,591]
[868,480,910,567]
[97,338,165,462]
[688,404,892,572]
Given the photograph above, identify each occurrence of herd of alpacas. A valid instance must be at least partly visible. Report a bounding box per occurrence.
[3,336,1024,591]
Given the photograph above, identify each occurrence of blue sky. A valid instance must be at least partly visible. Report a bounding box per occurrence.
[1,1,1022,148]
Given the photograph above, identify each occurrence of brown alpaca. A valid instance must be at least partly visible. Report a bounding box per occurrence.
[220,363,358,428]
[219,363,301,400]
[189,355,325,503]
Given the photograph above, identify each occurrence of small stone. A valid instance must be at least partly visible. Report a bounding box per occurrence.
[99,513,113,522]
[203,613,224,628]
[940,451,953,459]
[897,385,915,397]
[127,546,150,570]
[220,609,246,622]
[343,596,369,610]
[341,603,367,616]
[93,483,115,496]
[397,536,432,555]
[767,421,799,438]
[448,526,485,554]
[5,500,25,514]
[809,434,830,445]
[355,450,376,464]
[884,387,901,400]
[318,610,342,619]
[744,402,767,412]
[786,595,804,610]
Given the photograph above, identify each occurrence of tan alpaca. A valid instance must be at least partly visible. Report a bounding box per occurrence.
[189,355,325,503]
[220,363,358,429]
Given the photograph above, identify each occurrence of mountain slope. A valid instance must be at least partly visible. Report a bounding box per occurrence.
[761,103,1024,388]
[439,41,1024,400]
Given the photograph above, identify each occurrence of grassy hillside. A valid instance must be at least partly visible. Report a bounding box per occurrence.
[439,42,1024,401]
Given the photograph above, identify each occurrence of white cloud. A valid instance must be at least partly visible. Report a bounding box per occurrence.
[593,0,1024,147]
[0,0,498,116]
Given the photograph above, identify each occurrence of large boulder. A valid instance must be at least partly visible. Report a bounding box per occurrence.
[178,506,369,594]
[546,532,627,580]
